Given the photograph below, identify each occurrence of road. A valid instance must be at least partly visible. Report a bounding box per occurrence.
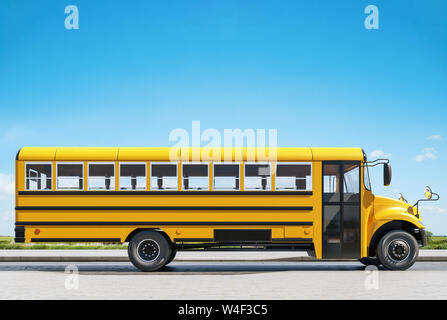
[0,261,446,299]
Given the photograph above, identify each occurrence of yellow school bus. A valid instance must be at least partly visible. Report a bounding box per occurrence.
[15,147,429,271]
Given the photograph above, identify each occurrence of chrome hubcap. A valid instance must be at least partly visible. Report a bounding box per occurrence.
[387,239,410,261]
[137,239,160,262]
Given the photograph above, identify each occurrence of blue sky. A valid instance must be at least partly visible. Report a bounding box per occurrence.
[0,0,446,235]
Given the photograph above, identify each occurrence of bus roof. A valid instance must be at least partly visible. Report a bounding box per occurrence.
[16,147,365,162]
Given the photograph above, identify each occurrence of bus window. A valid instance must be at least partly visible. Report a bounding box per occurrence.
[88,163,115,190]
[323,164,341,202]
[57,163,83,190]
[150,163,178,190]
[183,163,209,190]
[275,163,312,191]
[244,163,271,191]
[343,164,360,202]
[25,163,52,190]
[120,163,146,190]
[213,163,240,191]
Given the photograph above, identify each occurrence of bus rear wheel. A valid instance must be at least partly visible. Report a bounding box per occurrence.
[128,230,172,272]
[377,230,418,270]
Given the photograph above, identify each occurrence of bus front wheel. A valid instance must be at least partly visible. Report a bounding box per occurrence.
[165,250,177,265]
[377,230,418,270]
[128,230,172,272]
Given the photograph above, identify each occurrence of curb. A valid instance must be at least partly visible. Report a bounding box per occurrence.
[0,256,446,262]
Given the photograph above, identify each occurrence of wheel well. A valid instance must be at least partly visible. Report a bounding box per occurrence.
[368,220,422,257]
[125,228,173,245]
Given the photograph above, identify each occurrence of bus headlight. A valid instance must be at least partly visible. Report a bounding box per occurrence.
[407,206,419,219]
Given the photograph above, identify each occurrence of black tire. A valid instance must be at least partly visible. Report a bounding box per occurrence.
[165,250,177,266]
[128,230,172,272]
[377,230,418,270]
[359,256,381,266]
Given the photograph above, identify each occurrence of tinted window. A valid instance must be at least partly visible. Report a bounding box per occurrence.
[120,164,146,190]
[26,163,52,190]
[183,164,209,190]
[244,164,271,190]
[57,164,83,190]
[150,163,178,190]
[88,164,115,190]
[323,164,341,202]
[343,164,360,202]
[214,164,240,190]
[276,163,312,191]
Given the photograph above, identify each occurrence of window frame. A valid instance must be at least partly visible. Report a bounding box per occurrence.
[244,162,272,191]
[118,162,147,191]
[275,162,312,191]
[87,162,116,191]
[56,162,84,191]
[363,164,371,191]
[213,162,241,191]
[150,162,179,191]
[181,162,210,191]
[24,161,53,191]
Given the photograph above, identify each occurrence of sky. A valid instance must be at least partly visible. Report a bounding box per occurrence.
[0,0,446,235]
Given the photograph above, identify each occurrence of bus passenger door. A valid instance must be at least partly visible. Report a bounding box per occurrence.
[322,162,361,259]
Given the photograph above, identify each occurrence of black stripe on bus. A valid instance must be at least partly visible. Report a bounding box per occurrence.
[31,238,121,242]
[15,206,313,211]
[18,191,313,196]
[15,221,313,226]
[271,238,312,242]
[173,238,214,242]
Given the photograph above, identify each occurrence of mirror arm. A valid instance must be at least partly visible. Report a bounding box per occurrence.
[413,192,440,210]
[365,158,390,167]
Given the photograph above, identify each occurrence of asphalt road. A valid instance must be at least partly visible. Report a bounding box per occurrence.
[1,261,446,299]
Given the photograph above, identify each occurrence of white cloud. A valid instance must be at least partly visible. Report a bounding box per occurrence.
[427,134,442,141]
[416,148,437,161]
[422,206,447,214]
[0,125,35,143]
[0,173,15,236]
[370,150,392,158]
[0,173,14,199]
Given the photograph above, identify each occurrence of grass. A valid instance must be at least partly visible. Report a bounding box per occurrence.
[425,236,447,249]
[0,236,127,250]
[0,235,446,250]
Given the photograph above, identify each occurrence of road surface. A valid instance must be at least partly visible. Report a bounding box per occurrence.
[0,261,446,299]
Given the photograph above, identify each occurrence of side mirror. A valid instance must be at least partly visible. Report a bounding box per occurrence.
[425,186,432,200]
[384,163,392,186]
